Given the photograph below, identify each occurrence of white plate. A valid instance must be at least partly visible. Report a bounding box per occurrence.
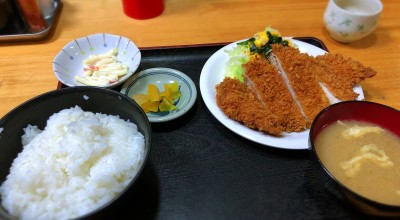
[53,33,141,89]
[199,39,364,150]
[121,68,197,123]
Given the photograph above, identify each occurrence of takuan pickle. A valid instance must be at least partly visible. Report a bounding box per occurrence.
[132,82,182,113]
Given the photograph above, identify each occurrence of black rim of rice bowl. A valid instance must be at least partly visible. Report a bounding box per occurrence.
[0,87,151,219]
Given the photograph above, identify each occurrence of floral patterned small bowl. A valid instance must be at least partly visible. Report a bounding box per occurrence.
[323,0,382,43]
[53,33,141,88]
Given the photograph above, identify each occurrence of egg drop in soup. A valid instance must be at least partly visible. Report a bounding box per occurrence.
[315,120,400,206]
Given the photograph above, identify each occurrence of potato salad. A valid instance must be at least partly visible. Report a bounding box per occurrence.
[75,49,129,86]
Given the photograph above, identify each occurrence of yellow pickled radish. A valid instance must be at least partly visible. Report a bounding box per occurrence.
[171,90,181,100]
[163,83,173,102]
[169,81,179,92]
[133,82,181,113]
[169,82,181,100]
[132,94,149,106]
[159,97,177,112]
[141,100,159,112]
[148,84,160,102]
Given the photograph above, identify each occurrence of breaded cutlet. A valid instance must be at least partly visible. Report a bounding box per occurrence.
[314,53,377,100]
[215,77,284,136]
[243,58,307,132]
[215,42,377,136]
[270,44,331,125]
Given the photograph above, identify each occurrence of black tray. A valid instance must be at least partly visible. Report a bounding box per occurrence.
[59,38,368,219]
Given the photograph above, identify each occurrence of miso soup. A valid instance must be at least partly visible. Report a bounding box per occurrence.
[315,120,400,206]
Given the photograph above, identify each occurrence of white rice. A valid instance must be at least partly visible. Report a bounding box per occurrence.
[0,106,145,220]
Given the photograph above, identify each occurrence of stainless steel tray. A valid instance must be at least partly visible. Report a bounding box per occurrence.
[0,0,61,42]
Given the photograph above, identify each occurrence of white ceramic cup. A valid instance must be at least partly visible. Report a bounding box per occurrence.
[323,0,383,43]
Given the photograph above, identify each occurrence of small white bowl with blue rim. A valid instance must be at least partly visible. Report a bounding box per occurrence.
[53,33,141,89]
[121,68,197,123]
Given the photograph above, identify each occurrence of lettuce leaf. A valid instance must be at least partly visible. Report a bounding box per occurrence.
[224,43,250,82]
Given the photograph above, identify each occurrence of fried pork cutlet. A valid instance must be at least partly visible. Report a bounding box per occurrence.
[215,43,377,136]
[270,44,331,125]
[243,58,307,132]
[314,53,377,100]
[215,77,284,136]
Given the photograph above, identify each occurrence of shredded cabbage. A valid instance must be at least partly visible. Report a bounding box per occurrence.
[223,27,296,82]
[224,43,250,82]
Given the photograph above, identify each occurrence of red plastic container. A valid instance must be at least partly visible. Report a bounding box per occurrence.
[122,0,164,20]
[17,0,47,32]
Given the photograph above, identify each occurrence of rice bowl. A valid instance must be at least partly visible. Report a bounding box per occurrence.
[0,87,151,220]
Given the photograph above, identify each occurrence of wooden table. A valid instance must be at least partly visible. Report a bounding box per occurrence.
[0,0,399,219]
[0,0,399,117]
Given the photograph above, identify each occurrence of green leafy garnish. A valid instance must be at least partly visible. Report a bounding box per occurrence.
[223,27,296,81]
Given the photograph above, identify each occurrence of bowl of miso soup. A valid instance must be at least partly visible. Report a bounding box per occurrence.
[309,101,400,217]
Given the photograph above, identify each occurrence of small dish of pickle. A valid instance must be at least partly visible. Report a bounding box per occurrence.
[121,68,197,123]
